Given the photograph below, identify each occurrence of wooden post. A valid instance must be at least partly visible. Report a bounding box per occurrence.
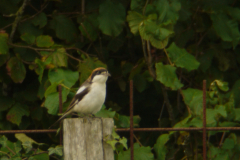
[63,118,114,160]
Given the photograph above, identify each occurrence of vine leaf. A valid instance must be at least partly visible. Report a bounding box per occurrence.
[155,62,183,90]
[36,35,54,47]
[6,103,29,126]
[167,43,200,71]
[98,0,126,36]
[6,57,26,83]
[154,134,170,160]
[0,32,9,55]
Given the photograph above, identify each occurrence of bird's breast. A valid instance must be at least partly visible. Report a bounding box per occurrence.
[73,83,106,114]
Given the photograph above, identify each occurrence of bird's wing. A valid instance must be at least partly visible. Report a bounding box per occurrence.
[65,86,89,113]
[49,86,90,128]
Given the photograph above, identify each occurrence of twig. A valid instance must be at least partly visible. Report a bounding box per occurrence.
[158,102,165,127]
[218,132,226,148]
[9,0,29,42]
[8,42,54,51]
[163,47,173,66]
[0,151,11,158]
[66,53,81,62]
[6,146,15,155]
[133,134,142,146]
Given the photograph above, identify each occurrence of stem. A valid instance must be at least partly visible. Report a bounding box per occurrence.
[163,47,173,66]
[9,0,29,42]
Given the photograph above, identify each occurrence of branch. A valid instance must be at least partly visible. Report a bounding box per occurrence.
[9,0,29,42]
[163,47,173,66]
[8,42,54,52]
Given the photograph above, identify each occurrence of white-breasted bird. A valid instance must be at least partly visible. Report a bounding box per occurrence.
[49,67,111,128]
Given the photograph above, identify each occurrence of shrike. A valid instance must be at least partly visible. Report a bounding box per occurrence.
[49,67,111,128]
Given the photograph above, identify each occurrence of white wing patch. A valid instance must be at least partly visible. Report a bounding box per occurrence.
[76,86,86,94]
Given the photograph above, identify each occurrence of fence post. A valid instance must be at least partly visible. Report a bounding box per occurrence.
[63,118,114,160]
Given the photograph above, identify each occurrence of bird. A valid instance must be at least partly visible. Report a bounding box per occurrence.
[49,67,111,128]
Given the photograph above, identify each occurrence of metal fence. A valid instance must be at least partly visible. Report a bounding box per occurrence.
[1,80,240,160]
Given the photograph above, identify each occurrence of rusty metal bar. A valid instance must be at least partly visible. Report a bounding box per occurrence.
[2,127,240,134]
[58,85,63,145]
[203,80,207,160]
[129,80,134,160]
[0,129,57,134]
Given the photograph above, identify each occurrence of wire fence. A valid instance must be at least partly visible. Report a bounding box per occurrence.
[1,80,240,160]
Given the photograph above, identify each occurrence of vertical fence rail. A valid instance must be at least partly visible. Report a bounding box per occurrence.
[129,80,134,160]
[202,80,207,159]
[58,85,63,145]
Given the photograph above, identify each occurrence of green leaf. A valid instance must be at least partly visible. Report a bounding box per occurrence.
[79,13,99,41]
[211,13,240,48]
[95,105,116,118]
[167,43,200,71]
[98,0,126,36]
[35,58,45,82]
[222,138,235,150]
[45,88,69,115]
[118,143,154,160]
[212,80,229,92]
[0,96,15,112]
[36,35,54,47]
[50,48,68,67]
[0,135,8,147]
[15,133,42,145]
[48,145,63,156]
[116,115,141,128]
[182,88,203,116]
[155,62,183,90]
[172,114,191,129]
[13,141,22,154]
[154,134,170,160]
[50,15,78,42]
[214,105,227,118]
[29,153,49,160]
[6,103,29,126]
[31,12,47,28]
[20,33,35,44]
[18,21,43,36]
[48,68,78,88]
[198,49,214,72]
[0,54,9,67]
[0,32,8,55]
[6,57,26,83]
[127,11,145,34]
[22,141,32,153]
[130,0,145,12]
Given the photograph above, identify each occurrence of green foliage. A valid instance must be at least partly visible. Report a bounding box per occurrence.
[1,0,240,159]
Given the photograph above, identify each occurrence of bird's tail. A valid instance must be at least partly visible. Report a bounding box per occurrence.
[48,111,71,129]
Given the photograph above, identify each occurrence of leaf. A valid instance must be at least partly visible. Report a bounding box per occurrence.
[116,115,141,128]
[0,135,8,147]
[172,114,191,129]
[20,33,35,44]
[15,133,41,145]
[0,54,9,67]
[29,153,49,160]
[154,134,170,160]
[130,0,146,12]
[182,88,203,116]
[36,35,54,47]
[95,105,116,118]
[22,141,32,153]
[45,88,69,115]
[50,15,78,42]
[198,49,214,72]
[118,143,154,160]
[79,13,99,41]
[212,80,229,92]
[211,13,240,48]
[0,96,15,112]
[6,103,29,126]
[31,12,47,28]
[222,138,235,150]
[167,42,200,71]
[214,105,227,118]
[0,32,9,55]
[98,0,126,36]
[155,62,183,90]
[47,48,68,67]
[6,57,26,83]
[48,145,63,156]
[48,68,79,88]
[127,11,145,34]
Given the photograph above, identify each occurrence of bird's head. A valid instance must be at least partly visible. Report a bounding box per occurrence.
[90,67,111,83]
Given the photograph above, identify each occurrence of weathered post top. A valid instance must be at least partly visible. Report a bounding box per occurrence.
[63,118,114,160]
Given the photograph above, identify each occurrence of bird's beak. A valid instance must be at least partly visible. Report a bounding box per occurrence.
[107,72,111,77]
